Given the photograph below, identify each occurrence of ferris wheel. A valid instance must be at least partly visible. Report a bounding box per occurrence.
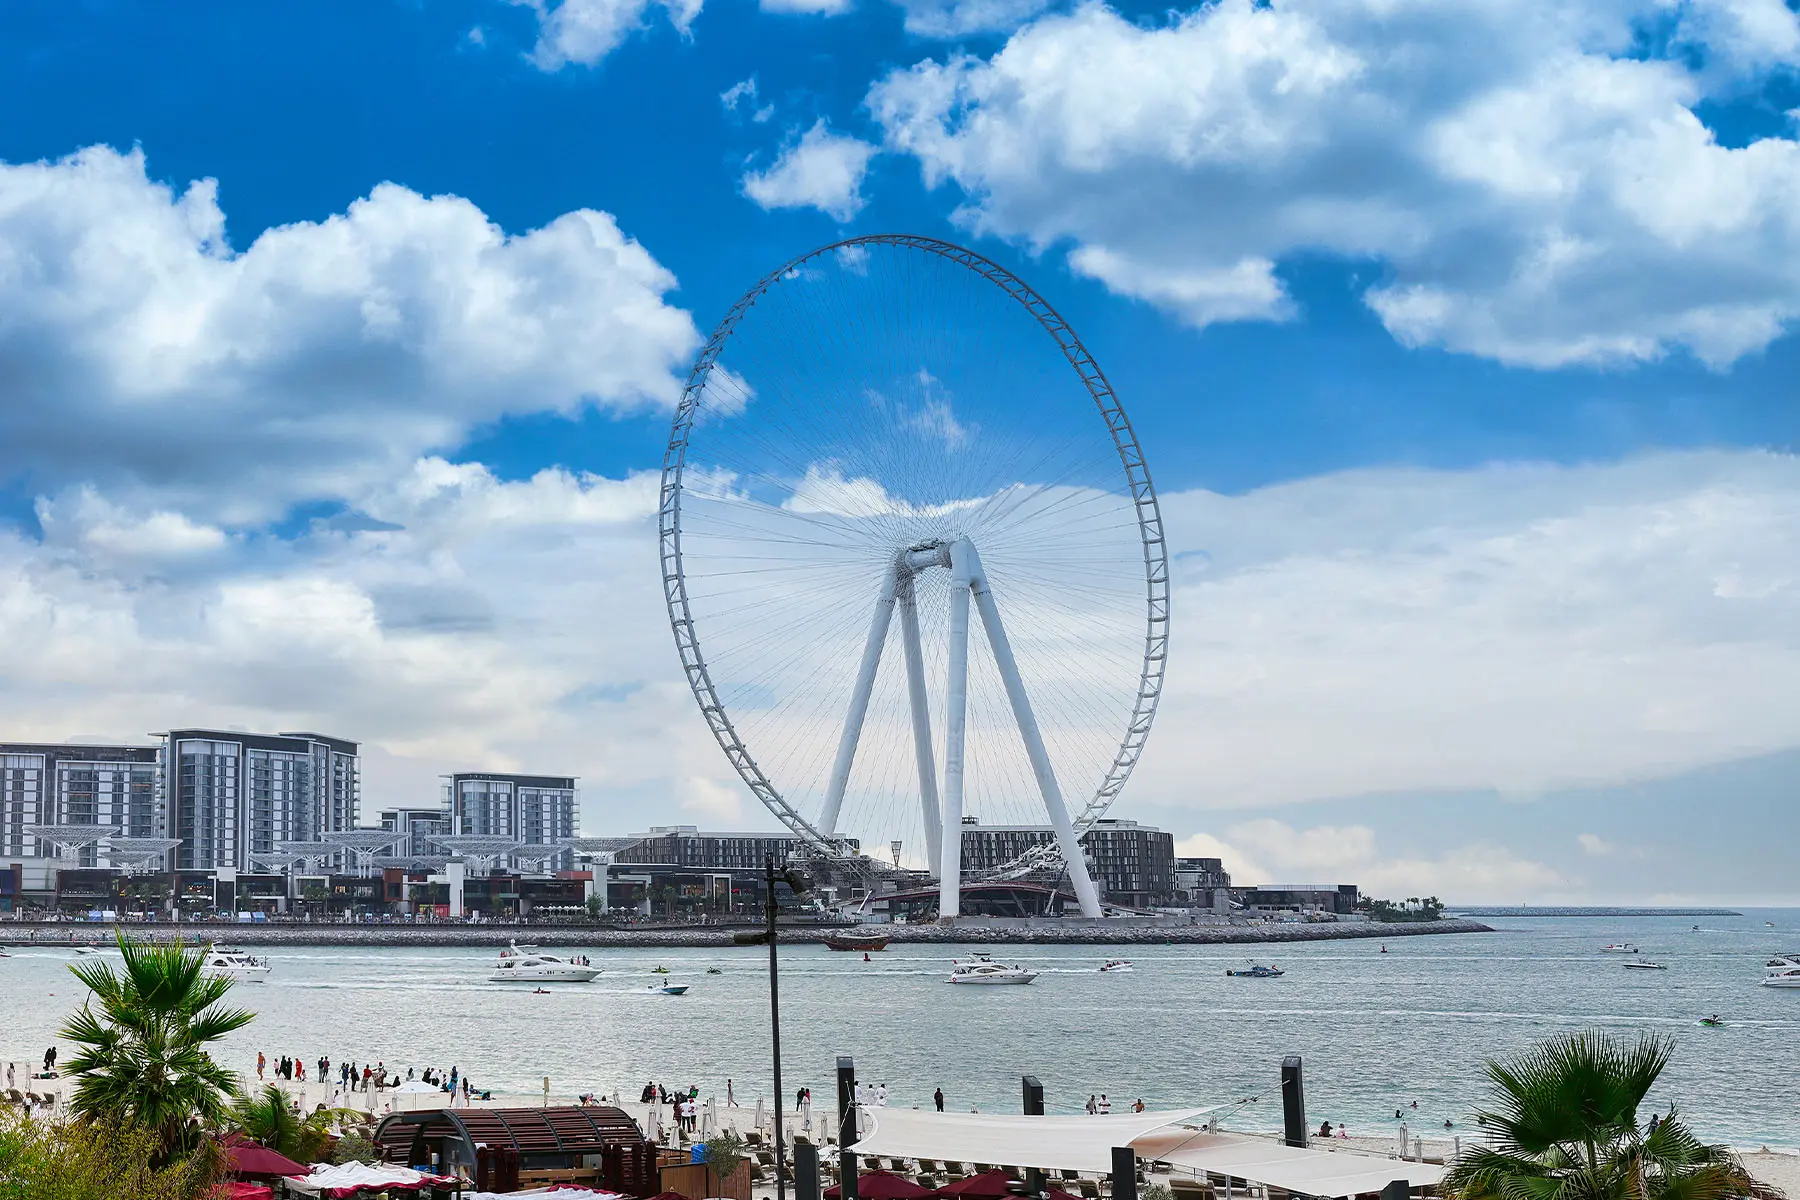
[659,235,1168,919]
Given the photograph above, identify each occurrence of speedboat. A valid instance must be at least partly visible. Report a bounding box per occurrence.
[1226,963,1285,978]
[1599,943,1639,954]
[490,941,599,983]
[1099,959,1134,973]
[948,956,1038,985]
[73,946,99,956]
[202,945,271,981]
[650,981,690,995]
[1762,953,1800,988]
[1622,959,1667,970]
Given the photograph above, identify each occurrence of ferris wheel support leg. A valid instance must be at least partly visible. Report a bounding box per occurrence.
[897,580,943,872]
[820,563,900,837]
[939,546,975,921]
[969,563,1105,920]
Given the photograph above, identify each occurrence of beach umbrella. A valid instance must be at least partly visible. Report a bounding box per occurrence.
[935,1170,1019,1199]
[826,1170,939,1199]
[754,1097,766,1128]
[220,1135,307,1180]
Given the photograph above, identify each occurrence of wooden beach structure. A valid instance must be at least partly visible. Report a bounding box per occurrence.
[374,1104,657,1194]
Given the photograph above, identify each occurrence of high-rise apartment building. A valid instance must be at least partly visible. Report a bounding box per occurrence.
[0,742,161,864]
[447,773,578,868]
[164,730,359,870]
[379,805,453,858]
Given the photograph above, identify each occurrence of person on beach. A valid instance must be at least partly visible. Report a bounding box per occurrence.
[258,1053,266,1081]
[727,1079,736,1106]
[1098,1095,1111,1114]
[6,1063,14,1090]
[934,1088,944,1112]
[876,1083,888,1107]
[43,1046,55,1073]
[1133,1099,1145,1113]
[1085,1095,1097,1115]
[1319,1121,1333,1138]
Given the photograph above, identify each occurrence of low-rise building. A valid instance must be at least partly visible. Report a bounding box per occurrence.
[1231,883,1361,915]
[957,816,1177,907]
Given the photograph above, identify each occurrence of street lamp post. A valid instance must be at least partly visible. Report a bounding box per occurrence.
[765,855,790,1200]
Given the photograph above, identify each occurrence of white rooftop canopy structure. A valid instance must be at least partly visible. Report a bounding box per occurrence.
[851,1109,1447,1198]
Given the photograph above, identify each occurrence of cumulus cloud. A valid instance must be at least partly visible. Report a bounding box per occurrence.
[0,146,698,524]
[870,0,1800,367]
[721,78,775,123]
[513,0,702,69]
[742,121,879,222]
[1179,820,1566,901]
[1576,832,1615,857]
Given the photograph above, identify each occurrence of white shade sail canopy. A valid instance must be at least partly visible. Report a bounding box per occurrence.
[852,1108,1218,1173]
[851,1108,1447,1198]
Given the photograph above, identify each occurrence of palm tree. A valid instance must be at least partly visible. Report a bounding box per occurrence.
[229,1084,345,1163]
[60,933,254,1161]
[1445,1030,1779,1200]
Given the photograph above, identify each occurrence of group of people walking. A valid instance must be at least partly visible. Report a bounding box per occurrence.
[642,1081,703,1134]
[256,1051,480,1100]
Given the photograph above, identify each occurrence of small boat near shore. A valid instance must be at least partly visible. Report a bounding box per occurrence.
[1227,963,1284,978]
[1600,943,1640,954]
[1622,959,1667,971]
[490,942,599,983]
[948,952,1037,985]
[1762,953,1800,988]
[1099,959,1133,973]
[202,945,271,981]
[650,981,690,995]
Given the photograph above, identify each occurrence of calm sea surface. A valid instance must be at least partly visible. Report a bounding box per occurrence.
[4,910,1796,1147]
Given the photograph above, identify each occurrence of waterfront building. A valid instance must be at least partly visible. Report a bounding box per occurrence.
[1174,855,1232,908]
[957,816,1177,907]
[163,729,360,871]
[380,804,453,858]
[447,772,578,868]
[612,825,812,869]
[1231,882,1361,915]
[0,741,162,867]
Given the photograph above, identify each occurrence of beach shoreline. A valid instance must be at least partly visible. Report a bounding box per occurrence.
[0,917,1492,948]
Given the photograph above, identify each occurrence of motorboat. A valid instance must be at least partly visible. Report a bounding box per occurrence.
[947,957,1038,985]
[1699,1017,1726,1027]
[826,930,891,952]
[202,945,271,981]
[650,982,690,995]
[1762,953,1800,988]
[490,941,599,983]
[1099,959,1134,973]
[73,946,99,956]
[1599,943,1639,954]
[706,967,724,975]
[1226,964,1285,978]
[1622,959,1667,970]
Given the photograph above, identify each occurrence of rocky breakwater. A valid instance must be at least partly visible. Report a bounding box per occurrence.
[7,917,1490,948]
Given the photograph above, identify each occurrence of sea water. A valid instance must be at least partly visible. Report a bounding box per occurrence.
[3,909,1796,1146]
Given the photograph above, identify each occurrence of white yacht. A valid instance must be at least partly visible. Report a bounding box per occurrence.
[490,942,600,983]
[1762,953,1800,988]
[1622,959,1667,971]
[947,954,1038,985]
[202,945,271,981]
[1599,943,1639,954]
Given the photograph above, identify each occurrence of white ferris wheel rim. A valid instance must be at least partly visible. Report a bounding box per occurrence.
[658,233,1170,855]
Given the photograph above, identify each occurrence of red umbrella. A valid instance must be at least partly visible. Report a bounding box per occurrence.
[825,1170,941,1199]
[935,1170,1020,1199]
[220,1134,309,1179]
[216,1185,274,1200]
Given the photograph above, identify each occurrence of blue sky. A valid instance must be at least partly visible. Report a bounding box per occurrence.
[2,0,1798,901]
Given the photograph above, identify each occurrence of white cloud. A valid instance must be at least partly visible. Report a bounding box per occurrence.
[894,0,1054,36]
[721,78,775,123]
[512,0,702,70]
[0,145,698,524]
[762,0,855,15]
[1131,450,1800,812]
[870,0,1800,367]
[742,120,879,222]
[1181,819,1566,901]
[1576,832,1615,857]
